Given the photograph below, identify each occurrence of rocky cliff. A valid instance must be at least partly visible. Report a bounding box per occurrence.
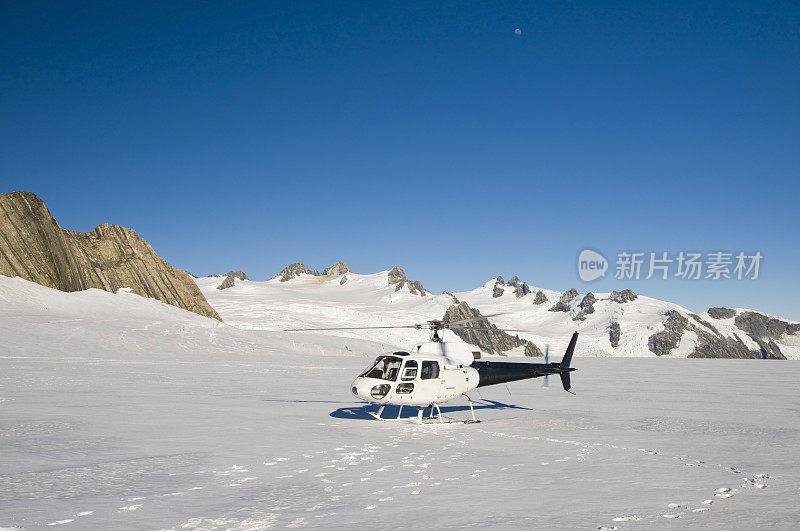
[276,261,351,282]
[444,302,542,357]
[0,192,220,320]
[387,266,426,296]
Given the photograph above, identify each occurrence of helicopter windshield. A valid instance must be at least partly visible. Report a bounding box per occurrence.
[361,356,403,381]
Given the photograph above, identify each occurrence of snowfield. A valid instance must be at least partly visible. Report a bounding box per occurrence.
[194,271,800,359]
[2,276,800,529]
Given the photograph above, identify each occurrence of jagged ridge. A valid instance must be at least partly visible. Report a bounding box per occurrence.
[0,192,220,320]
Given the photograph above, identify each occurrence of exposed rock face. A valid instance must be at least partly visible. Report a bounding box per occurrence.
[277,261,350,282]
[492,283,504,298]
[387,266,406,286]
[323,261,351,277]
[278,263,318,281]
[387,266,426,296]
[646,309,788,359]
[225,270,249,281]
[708,307,736,319]
[496,276,505,285]
[407,280,426,296]
[574,293,597,321]
[609,289,637,303]
[506,276,531,298]
[609,322,621,347]
[217,274,236,290]
[533,290,548,305]
[0,191,220,320]
[549,288,579,312]
[443,302,542,357]
[688,315,776,359]
[648,311,689,356]
[339,275,348,285]
[734,311,800,339]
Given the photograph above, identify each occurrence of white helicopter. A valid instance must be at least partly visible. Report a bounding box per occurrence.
[287,317,578,423]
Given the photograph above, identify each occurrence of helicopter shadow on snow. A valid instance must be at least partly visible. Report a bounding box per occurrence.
[329,399,533,421]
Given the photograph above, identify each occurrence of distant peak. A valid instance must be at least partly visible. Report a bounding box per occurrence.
[277,263,319,282]
[322,261,351,276]
[276,261,351,282]
[387,266,426,296]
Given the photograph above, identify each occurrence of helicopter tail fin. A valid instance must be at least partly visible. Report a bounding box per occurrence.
[559,332,578,392]
[560,332,578,369]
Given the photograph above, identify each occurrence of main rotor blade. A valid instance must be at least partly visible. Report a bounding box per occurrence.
[447,327,537,333]
[444,312,506,327]
[284,325,420,332]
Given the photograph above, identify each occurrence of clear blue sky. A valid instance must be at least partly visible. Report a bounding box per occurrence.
[2,1,799,319]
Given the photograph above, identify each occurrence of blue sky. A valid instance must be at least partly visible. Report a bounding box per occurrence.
[2,1,799,319]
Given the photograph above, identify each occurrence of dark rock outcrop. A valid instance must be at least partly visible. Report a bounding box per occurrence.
[708,307,736,320]
[549,288,579,313]
[322,261,351,277]
[217,274,236,290]
[225,270,249,281]
[339,275,348,285]
[506,276,531,298]
[444,302,542,357]
[648,311,689,356]
[387,266,426,296]
[533,291,548,305]
[277,261,350,282]
[574,292,597,321]
[278,263,319,282]
[734,311,800,339]
[647,309,788,359]
[0,191,220,320]
[609,289,637,303]
[492,283,504,298]
[609,322,621,347]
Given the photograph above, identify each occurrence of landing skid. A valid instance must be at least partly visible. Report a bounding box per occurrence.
[369,396,482,424]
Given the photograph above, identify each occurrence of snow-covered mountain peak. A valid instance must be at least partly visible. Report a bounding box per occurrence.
[195,267,800,360]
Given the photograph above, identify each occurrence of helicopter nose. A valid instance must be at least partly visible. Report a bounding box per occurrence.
[351,377,367,400]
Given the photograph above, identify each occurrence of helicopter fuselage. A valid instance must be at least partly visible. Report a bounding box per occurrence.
[351,351,479,407]
[351,334,578,412]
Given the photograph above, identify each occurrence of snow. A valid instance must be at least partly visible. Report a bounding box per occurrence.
[1,275,800,528]
[195,272,800,359]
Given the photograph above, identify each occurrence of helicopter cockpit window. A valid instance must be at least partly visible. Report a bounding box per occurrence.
[421,361,440,380]
[401,360,418,381]
[362,356,403,381]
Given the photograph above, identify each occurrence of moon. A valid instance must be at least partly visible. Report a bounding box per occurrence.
[514,28,522,35]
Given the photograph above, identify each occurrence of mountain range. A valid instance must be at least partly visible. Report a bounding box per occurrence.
[1,191,797,359]
[196,263,799,360]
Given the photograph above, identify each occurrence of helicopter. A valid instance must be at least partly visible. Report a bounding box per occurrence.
[286,316,578,424]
